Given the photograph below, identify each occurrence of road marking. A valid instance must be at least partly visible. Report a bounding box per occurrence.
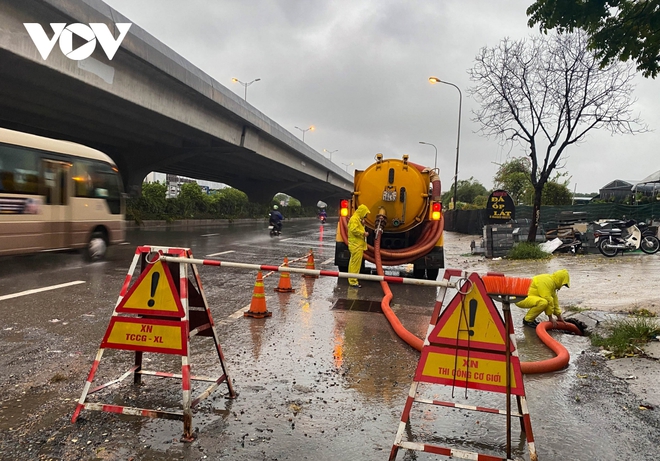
[201,233,220,237]
[280,238,294,242]
[0,280,86,301]
[321,258,334,265]
[206,250,235,257]
[228,304,251,319]
[216,304,253,325]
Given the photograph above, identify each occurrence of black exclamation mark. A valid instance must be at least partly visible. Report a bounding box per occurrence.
[148,272,160,307]
[468,299,477,336]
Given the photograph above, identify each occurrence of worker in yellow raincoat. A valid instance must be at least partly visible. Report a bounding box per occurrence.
[516,269,570,328]
[347,204,370,287]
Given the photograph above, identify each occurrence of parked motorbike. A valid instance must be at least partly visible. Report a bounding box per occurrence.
[594,219,660,257]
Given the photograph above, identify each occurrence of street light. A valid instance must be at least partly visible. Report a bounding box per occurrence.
[342,162,353,172]
[418,141,438,170]
[294,125,315,143]
[231,77,261,101]
[429,76,462,210]
[323,149,338,161]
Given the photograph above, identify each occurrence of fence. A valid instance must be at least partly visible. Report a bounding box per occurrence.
[444,202,660,235]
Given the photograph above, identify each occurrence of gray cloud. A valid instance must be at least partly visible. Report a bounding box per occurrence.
[104,0,660,194]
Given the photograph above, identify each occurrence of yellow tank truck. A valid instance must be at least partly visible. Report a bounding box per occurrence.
[334,154,444,280]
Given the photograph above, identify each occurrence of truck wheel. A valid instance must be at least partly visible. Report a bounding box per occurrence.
[426,268,440,280]
[413,268,425,279]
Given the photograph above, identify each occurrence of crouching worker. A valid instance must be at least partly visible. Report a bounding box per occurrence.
[516,269,570,328]
[347,204,370,288]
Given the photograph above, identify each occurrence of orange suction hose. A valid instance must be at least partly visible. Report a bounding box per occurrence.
[373,230,424,351]
[520,321,583,374]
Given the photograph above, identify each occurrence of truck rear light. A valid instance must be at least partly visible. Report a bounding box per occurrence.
[340,199,349,217]
[431,202,441,220]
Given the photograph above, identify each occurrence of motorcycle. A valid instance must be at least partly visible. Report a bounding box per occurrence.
[269,221,282,237]
[319,214,327,224]
[594,219,660,257]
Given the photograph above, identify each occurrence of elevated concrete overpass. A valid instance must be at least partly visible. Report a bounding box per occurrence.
[0,0,353,204]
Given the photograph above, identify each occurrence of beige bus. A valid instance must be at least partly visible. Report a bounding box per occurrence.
[0,127,125,260]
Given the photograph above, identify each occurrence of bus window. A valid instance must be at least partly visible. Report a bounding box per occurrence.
[72,160,94,197]
[0,144,39,194]
[42,160,69,205]
[74,159,122,214]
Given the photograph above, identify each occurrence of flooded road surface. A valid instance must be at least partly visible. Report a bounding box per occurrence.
[0,219,659,460]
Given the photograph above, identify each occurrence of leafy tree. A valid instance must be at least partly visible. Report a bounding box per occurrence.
[176,182,207,217]
[211,187,249,217]
[494,158,533,205]
[527,0,660,78]
[469,32,644,241]
[141,181,167,214]
[442,177,489,209]
[542,181,572,205]
[495,157,573,205]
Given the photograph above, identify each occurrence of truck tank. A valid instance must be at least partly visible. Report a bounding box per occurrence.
[334,154,444,280]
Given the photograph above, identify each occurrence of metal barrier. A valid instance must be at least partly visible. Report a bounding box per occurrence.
[157,254,456,288]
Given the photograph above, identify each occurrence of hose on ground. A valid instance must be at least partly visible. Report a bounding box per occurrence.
[520,321,583,374]
[370,230,582,373]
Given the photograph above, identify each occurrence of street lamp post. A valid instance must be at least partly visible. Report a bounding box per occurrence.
[294,125,315,143]
[342,162,353,173]
[231,77,261,101]
[323,149,338,161]
[418,141,438,170]
[429,77,462,210]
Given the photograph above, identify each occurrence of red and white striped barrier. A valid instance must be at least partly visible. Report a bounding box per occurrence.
[158,255,455,288]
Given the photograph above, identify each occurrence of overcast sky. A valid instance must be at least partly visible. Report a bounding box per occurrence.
[103,0,660,194]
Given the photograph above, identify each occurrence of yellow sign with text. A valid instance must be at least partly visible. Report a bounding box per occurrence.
[101,318,187,355]
[416,346,525,395]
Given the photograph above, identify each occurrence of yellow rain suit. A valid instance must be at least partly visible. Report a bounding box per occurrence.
[516,269,570,322]
[347,204,370,286]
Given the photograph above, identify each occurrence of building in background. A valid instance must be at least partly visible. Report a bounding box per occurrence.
[144,172,225,198]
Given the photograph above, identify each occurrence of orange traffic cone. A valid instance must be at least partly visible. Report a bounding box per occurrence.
[244,271,272,318]
[303,250,319,279]
[275,257,295,293]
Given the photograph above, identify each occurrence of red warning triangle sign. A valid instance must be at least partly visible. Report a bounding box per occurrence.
[116,260,184,318]
[427,272,514,353]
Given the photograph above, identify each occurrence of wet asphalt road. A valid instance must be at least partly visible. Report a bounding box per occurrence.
[1,219,659,460]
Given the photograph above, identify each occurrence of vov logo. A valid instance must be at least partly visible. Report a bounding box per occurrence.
[24,23,132,61]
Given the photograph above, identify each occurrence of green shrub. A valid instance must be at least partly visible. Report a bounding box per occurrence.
[507,242,552,260]
[591,316,660,357]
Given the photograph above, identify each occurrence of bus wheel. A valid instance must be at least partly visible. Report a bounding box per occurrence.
[85,231,107,261]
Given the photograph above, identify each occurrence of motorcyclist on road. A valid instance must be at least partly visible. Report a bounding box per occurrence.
[269,205,284,233]
[318,208,327,223]
[516,269,570,328]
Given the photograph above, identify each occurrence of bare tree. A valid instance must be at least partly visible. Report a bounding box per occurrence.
[469,31,645,242]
